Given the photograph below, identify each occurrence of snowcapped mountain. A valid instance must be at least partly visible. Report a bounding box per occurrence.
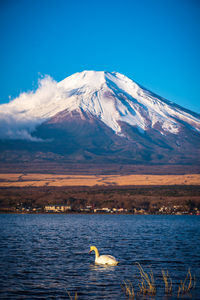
[1,70,199,139]
[0,70,200,170]
[56,71,200,136]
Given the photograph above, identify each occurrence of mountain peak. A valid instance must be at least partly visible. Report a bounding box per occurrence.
[58,70,139,93]
[58,70,107,90]
[56,70,200,136]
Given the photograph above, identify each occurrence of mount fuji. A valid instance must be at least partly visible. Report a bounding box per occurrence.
[0,71,200,173]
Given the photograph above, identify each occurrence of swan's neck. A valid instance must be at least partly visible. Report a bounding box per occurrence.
[93,247,99,258]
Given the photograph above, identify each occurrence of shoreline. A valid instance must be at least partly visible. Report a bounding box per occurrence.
[0,211,199,216]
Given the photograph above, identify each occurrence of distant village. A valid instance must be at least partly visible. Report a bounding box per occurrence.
[1,185,200,215]
[6,203,200,215]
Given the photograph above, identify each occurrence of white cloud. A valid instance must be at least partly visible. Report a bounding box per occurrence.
[0,75,58,141]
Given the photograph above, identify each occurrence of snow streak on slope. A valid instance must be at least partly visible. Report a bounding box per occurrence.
[0,71,200,140]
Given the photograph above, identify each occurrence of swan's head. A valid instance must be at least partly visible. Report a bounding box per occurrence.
[89,246,96,253]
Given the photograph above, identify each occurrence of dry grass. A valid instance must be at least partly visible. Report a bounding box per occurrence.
[162,270,172,295]
[122,266,196,299]
[0,173,199,187]
[67,291,78,300]
[137,263,156,296]
[177,269,196,297]
[121,280,135,299]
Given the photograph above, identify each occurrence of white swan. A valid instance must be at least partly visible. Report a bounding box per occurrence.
[89,245,119,266]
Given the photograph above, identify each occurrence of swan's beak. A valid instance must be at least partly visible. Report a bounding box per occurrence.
[89,250,92,254]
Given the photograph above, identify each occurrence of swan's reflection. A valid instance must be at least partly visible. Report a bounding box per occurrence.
[87,263,119,289]
[89,263,117,272]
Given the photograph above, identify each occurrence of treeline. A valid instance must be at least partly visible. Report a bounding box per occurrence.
[0,185,200,214]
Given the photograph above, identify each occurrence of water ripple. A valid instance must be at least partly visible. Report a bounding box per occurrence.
[0,214,199,299]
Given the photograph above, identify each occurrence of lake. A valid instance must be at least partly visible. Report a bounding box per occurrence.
[0,214,199,299]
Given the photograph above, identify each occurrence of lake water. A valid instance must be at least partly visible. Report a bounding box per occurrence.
[0,214,199,299]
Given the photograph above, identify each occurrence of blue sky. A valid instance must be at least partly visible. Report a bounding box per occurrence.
[0,0,200,113]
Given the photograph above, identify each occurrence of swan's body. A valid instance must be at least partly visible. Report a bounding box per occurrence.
[89,246,118,266]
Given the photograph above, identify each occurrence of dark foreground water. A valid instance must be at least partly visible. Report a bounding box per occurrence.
[0,214,199,299]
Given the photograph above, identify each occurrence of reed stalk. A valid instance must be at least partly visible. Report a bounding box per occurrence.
[121,280,135,299]
[67,291,78,300]
[177,269,196,297]
[137,263,156,296]
[162,270,172,294]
